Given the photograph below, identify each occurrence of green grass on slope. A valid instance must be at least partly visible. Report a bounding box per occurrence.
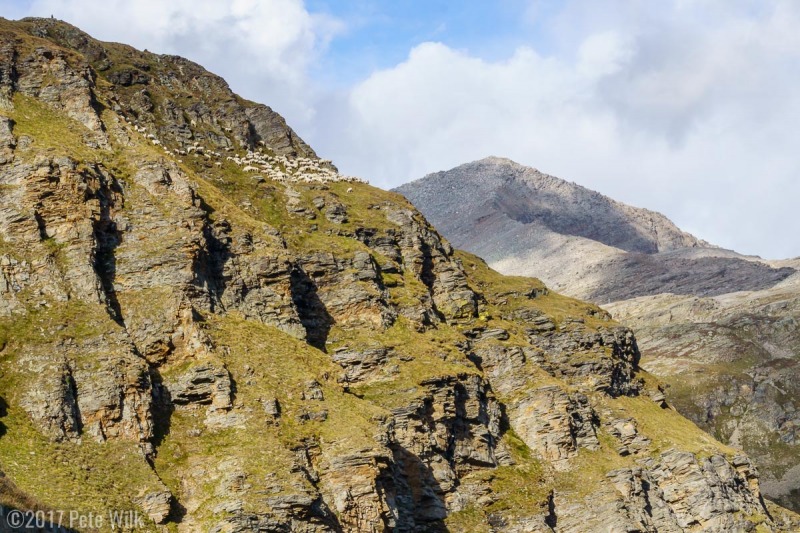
[7,94,98,162]
[446,430,549,531]
[153,315,387,527]
[0,301,163,531]
[329,317,480,409]
[0,300,118,350]
[0,407,162,531]
[456,250,613,330]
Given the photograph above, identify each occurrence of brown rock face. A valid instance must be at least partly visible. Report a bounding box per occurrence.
[0,17,796,533]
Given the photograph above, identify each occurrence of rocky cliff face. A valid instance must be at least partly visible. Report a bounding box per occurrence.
[606,274,800,513]
[0,18,796,532]
[397,157,800,514]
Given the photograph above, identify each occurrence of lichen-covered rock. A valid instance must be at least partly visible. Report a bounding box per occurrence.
[605,416,651,456]
[332,347,391,384]
[318,452,393,531]
[134,486,173,524]
[511,385,598,468]
[20,336,154,446]
[555,450,773,532]
[293,252,396,342]
[0,115,15,164]
[3,42,106,142]
[166,361,232,410]
[386,207,479,321]
[324,202,347,224]
[20,361,82,442]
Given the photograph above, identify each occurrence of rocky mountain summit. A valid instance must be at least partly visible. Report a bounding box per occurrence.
[397,157,800,514]
[396,157,794,304]
[0,18,797,532]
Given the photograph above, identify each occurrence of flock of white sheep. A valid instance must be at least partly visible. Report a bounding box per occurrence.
[228,150,367,185]
[126,120,368,186]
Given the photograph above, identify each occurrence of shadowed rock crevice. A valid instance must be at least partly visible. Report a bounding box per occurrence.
[417,241,448,323]
[148,368,173,451]
[86,85,108,134]
[0,396,7,438]
[384,444,450,533]
[290,266,334,350]
[307,497,345,533]
[0,44,19,102]
[163,498,187,527]
[418,240,437,291]
[89,167,126,325]
[63,369,83,436]
[544,491,557,528]
[92,216,123,325]
[33,211,48,241]
[192,221,231,313]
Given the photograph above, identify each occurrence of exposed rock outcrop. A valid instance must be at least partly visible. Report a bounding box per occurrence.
[556,451,769,532]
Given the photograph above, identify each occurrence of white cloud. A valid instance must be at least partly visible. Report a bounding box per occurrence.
[314,0,800,259]
[28,0,343,123]
[577,31,632,78]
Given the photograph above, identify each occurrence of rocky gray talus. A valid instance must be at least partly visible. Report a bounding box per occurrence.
[397,156,800,514]
[0,18,797,532]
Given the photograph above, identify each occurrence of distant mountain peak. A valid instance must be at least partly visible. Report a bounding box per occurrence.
[396,158,793,302]
[400,157,707,256]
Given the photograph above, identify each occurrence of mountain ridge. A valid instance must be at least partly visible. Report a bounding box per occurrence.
[396,156,795,302]
[410,156,709,255]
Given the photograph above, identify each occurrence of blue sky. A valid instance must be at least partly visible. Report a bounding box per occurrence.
[3,0,800,259]
[304,0,545,84]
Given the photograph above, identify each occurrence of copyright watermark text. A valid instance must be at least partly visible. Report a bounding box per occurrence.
[1,507,144,531]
